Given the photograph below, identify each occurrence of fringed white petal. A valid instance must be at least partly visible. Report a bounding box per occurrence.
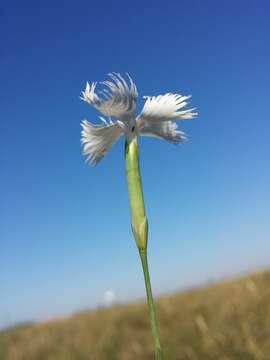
[81,73,138,120]
[139,120,186,144]
[81,119,123,166]
[137,93,197,123]
[136,92,196,144]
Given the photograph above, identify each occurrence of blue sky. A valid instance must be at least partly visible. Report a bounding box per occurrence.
[1,0,270,329]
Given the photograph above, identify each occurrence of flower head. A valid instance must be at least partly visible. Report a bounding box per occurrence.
[81,73,197,165]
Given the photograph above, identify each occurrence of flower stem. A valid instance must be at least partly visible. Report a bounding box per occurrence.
[125,138,163,359]
[139,248,164,360]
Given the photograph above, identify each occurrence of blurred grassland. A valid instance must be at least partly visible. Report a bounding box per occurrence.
[1,269,270,360]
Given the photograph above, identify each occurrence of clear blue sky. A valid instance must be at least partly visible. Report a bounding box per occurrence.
[1,0,270,329]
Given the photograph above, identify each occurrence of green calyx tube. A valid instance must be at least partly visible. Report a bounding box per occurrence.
[125,137,148,250]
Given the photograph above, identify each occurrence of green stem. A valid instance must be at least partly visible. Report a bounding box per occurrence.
[125,138,163,359]
[139,249,164,360]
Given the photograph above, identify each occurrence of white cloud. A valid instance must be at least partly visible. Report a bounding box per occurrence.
[103,290,116,306]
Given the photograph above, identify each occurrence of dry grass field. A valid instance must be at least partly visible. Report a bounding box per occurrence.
[1,269,270,360]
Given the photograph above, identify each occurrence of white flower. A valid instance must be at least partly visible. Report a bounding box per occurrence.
[81,73,197,165]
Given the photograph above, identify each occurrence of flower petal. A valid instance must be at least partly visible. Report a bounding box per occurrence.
[81,119,123,165]
[138,120,186,144]
[136,92,196,144]
[137,93,197,123]
[81,73,138,120]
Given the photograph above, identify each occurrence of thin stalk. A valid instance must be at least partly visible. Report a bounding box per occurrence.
[125,137,163,359]
[139,249,163,359]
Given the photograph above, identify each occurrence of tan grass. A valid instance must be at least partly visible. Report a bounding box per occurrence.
[1,269,270,359]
